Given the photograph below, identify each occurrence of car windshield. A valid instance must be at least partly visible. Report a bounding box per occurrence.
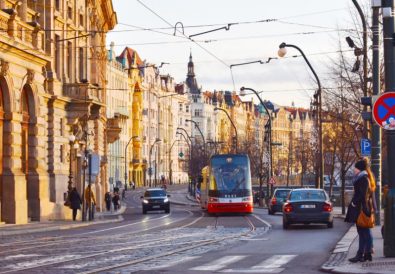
[144,190,166,197]
[289,190,326,201]
[275,190,290,198]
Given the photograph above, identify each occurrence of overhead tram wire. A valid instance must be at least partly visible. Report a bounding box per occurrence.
[136,0,236,91]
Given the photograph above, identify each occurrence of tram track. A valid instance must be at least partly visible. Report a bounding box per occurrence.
[0,209,195,255]
[0,213,260,274]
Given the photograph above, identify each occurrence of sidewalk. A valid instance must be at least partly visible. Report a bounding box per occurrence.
[322,219,395,274]
[0,203,126,237]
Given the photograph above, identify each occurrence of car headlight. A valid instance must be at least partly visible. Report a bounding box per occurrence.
[143,199,149,204]
[164,198,169,203]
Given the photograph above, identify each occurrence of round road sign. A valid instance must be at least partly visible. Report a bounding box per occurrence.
[373,92,395,130]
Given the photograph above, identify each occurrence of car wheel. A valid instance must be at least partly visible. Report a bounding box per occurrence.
[142,208,147,214]
[165,207,170,214]
[327,221,334,228]
[283,221,290,230]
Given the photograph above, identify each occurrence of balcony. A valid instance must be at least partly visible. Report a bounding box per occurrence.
[63,83,104,103]
[107,116,122,144]
[0,10,45,52]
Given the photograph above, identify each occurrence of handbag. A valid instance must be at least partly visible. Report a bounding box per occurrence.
[356,186,375,228]
[356,210,375,228]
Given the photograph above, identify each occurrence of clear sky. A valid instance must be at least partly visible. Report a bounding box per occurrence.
[107,0,367,108]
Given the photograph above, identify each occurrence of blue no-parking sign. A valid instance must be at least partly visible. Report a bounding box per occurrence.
[361,139,371,156]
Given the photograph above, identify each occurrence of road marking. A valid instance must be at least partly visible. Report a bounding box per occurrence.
[252,255,297,269]
[150,256,199,269]
[221,255,297,273]
[78,214,171,235]
[190,256,246,271]
[251,214,272,229]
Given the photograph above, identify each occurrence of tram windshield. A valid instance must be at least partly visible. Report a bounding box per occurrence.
[209,155,252,197]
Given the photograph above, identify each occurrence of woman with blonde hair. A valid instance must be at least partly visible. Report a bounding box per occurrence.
[345,157,376,262]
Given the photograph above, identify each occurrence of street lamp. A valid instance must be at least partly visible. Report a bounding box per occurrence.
[214,107,238,153]
[240,87,273,200]
[278,42,324,189]
[125,136,139,190]
[176,129,192,194]
[149,138,161,187]
[186,119,206,158]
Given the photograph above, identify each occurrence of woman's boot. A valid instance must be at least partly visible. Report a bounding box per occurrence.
[349,252,365,263]
[364,252,372,261]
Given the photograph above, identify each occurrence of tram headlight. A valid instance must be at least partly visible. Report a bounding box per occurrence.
[209,197,219,203]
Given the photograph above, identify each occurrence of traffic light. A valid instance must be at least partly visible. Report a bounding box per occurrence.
[361,96,372,121]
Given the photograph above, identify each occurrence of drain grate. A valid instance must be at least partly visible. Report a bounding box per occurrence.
[362,260,395,268]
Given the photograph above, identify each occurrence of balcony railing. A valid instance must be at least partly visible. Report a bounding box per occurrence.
[0,10,45,52]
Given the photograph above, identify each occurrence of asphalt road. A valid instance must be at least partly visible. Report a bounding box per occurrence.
[0,184,351,274]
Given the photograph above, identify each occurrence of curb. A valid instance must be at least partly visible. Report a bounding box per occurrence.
[321,226,357,273]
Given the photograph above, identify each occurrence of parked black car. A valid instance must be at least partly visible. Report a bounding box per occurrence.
[282,188,333,229]
[141,188,170,214]
[268,188,292,215]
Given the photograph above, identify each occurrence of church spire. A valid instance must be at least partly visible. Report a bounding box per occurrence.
[186,52,199,93]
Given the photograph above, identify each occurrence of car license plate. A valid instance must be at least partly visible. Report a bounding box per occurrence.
[152,205,160,209]
[301,205,315,208]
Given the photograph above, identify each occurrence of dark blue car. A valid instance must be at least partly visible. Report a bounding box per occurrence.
[282,188,333,229]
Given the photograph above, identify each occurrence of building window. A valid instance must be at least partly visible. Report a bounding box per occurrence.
[67,41,72,79]
[60,145,64,163]
[55,0,60,11]
[193,98,197,103]
[194,109,202,117]
[79,13,84,27]
[179,103,182,112]
[67,6,73,20]
[55,35,61,77]
[186,105,189,113]
[79,47,84,81]
[60,118,64,136]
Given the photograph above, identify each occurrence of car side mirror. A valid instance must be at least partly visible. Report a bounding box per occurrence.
[140,196,143,199]
[167,194,171,197]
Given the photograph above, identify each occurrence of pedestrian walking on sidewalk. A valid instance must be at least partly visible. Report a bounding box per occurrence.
[345,158,376,263]
[122,188,126,200]
[105,192,112,211]
[112,192,120,211]
[84,185,96,220]
[69,187,82,221]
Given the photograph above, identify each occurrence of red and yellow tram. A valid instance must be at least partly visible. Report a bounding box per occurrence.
[199,154,253,214]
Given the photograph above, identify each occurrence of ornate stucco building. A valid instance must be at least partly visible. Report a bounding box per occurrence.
[0,0,116,224]
[106,42,129,191]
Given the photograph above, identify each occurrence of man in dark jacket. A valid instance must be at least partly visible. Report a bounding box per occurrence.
[69,187,82,221]
[104,192,111,211]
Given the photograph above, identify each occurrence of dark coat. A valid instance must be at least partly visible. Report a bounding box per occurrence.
[105,192,111,203]
[69,189,82,210]
[345,172,370,223]
[112,194,120,205]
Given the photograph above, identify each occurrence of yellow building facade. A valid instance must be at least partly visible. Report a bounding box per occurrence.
[0,0,116,224]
